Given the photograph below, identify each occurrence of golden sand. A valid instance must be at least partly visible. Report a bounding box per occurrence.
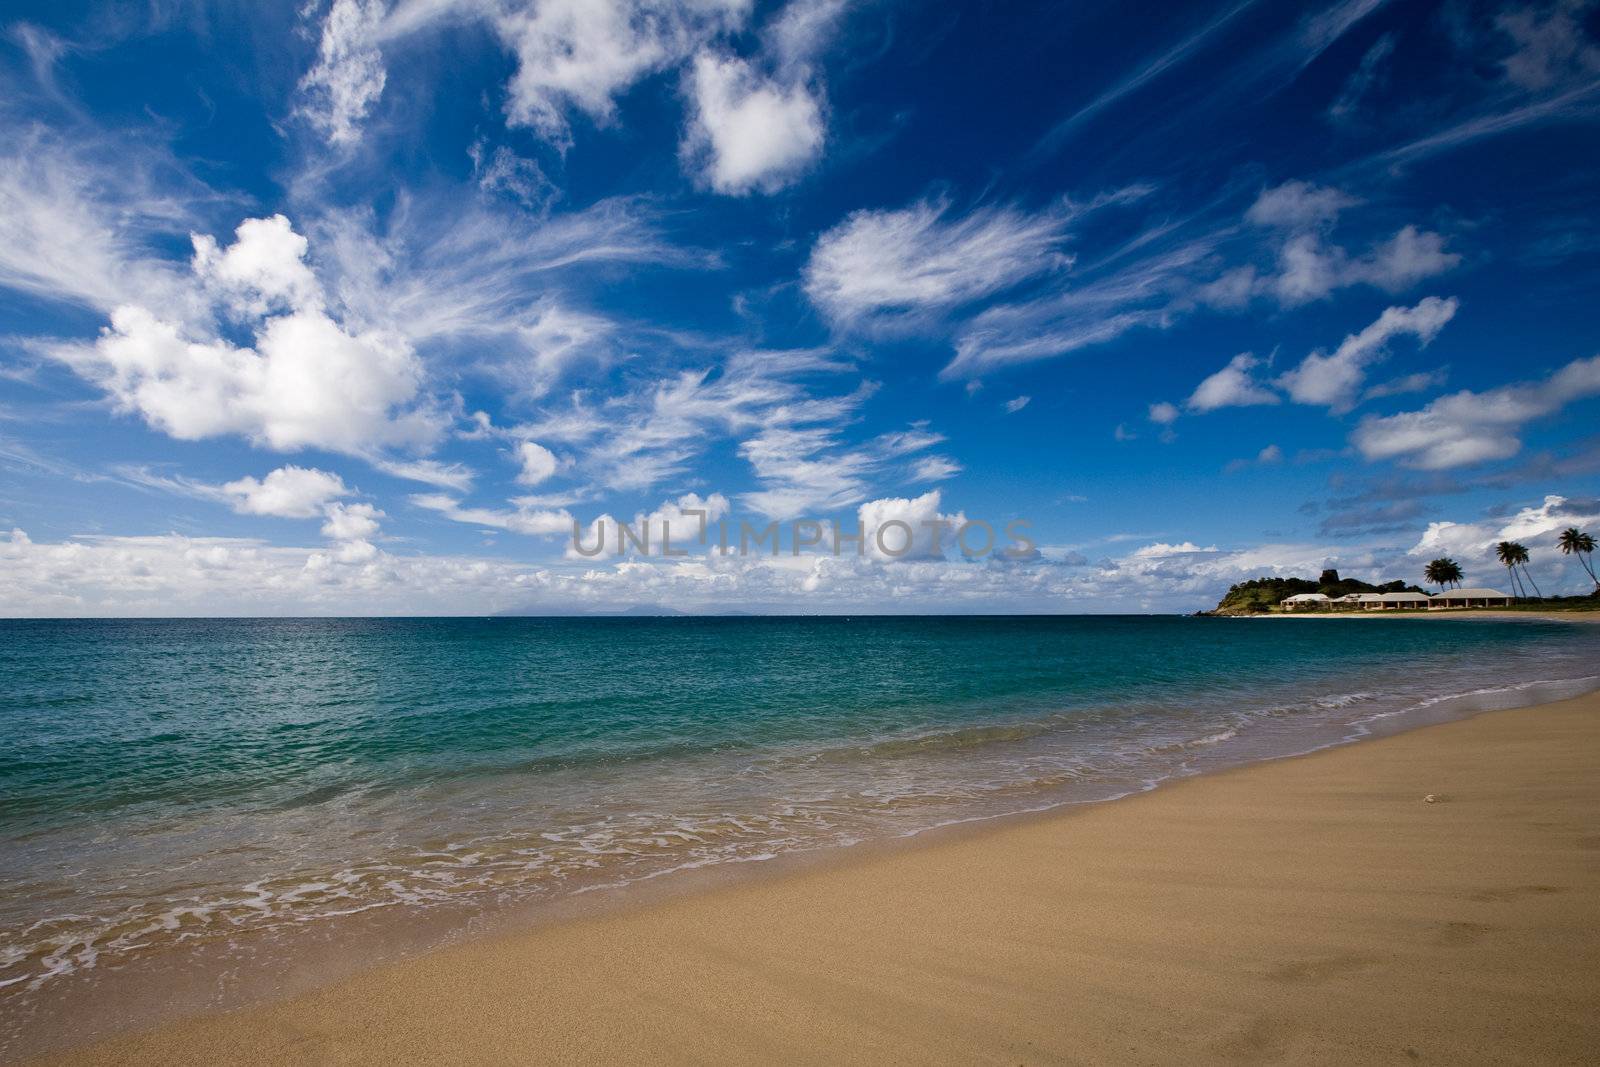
[42,692,1600,1065]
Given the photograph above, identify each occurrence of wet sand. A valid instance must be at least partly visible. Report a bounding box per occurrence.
[37,691,1600,1065]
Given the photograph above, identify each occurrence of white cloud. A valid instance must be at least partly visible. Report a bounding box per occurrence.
[1147,401,1180,425]
[192,214,321,317]
[0,130,195,314]
[297,0,391,146]
[1004,395,1031,414]
[371,457,476,491]
[738,424,874,520]
[765,0,850,71]
[469,141,558,212]
[515,440,559,485]
[222,466,351,518]
[1278,295,1458,411]
[1245,180,1358,229]
[1187,352,1279,412]
[803,197,1072,327]
[910,455,962,482]
[520,347,866,498]
[495,0,749,147]
[321,501,385,541]
[1267,226,1461,306]
[945,232,1211,378]
[681,51,824,194]
[858,490,965,561]
[1227,184,1462,308]
[1130,541,1219,558]
[1352,354,1600,468]
[411,492,574,536]
[52,215,444,458]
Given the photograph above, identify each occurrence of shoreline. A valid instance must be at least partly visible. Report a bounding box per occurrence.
[28,686,1600,1065]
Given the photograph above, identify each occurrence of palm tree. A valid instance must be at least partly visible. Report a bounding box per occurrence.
[1501,540,1542,600]
[1424,557,1463,591]
[1558,527,1599,589]
[1496,541,1526,599]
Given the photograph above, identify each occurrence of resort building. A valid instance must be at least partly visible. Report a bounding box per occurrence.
[1429,587,1513,609]
[1371,592,1432,610]
[1280,593,1331,611]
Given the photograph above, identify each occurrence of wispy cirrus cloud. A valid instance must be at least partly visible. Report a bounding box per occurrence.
[803,195,1077,329]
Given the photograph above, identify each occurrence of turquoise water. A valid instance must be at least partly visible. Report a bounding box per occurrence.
[1,615,1597,1016]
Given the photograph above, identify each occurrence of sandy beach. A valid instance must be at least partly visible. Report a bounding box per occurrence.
[31,687,1599,1066]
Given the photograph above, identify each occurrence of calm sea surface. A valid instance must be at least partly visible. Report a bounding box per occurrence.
[1,615,1596,1042]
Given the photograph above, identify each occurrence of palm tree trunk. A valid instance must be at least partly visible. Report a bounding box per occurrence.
[1521,564,1542,599]
[1582,551,1599,588]
[1505,565,1523,599]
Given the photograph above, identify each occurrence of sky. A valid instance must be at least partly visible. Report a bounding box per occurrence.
[1,0,1598,616]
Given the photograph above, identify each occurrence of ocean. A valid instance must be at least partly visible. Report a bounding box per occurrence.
[1,615,1596,1047]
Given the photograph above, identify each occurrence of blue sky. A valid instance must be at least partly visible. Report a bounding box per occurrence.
[2,0,1598,614]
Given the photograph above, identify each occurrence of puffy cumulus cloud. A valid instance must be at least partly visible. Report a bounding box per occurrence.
[681,51,824,195]
[1187,352,1279,412]
[803,197,1073,328]
[515,440,559,485]
[321,501,385,541]
[1278,295,1458,411]
[495,0,749,147]
[857,490,967,561]
[222,466,350,519]
[53,215,444,459]
[191,215,321,316]
[1351,354,1600,469]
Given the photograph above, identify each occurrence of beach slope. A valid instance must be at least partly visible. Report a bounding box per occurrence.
[45,692,1600,1065]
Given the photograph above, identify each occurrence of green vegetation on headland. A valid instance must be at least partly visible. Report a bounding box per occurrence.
[1204,570,1425,616]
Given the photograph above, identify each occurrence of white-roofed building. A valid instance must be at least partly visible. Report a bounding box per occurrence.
[1429,587,1513,609]
[1377,592,1431,610]
[1280,592,1331,611]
